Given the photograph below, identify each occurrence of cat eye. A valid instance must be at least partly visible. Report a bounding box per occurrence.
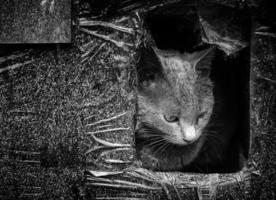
[164,115,179,122]
[196,111,207,124]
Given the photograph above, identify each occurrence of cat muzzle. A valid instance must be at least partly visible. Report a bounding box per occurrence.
[182,125,198,143]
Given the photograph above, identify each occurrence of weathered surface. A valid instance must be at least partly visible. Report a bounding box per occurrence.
[248,28,276,200]
[0,14,138,199]
[0,0,71,43]
[77,0,275,199]
[0,0,275,199]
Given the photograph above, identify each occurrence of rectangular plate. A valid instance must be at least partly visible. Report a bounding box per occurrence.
[0,0,71,43]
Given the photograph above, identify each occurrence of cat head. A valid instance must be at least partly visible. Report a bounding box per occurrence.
[137,46,215,146]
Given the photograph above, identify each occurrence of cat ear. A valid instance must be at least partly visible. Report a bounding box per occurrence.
[189,46,215,76]
[138,46,162,85]
[151,46,164,62]
[139,46,161,71]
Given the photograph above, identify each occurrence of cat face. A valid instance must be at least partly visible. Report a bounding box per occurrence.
[138,47,214,147]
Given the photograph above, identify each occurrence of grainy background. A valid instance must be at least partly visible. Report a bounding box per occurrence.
[0,0,275,199]
[0,0,71,43]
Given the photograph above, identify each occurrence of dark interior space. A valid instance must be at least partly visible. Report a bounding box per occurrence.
[183,48,251,173]
[144,3,201,53]
[135,3,250,173]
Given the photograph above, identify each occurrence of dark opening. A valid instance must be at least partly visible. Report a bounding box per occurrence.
[135,2,250,173]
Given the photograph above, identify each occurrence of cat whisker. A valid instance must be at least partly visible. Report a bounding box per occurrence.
[152,141,168,156]
[136,131,164,139]
[139,131,162,137]
[146,138,166,147]
[204,133,220,139]
[138,123,166,136]
[165,136,185,145]
[141,131,162,135]
[150,142,164,155]
[145,139,168,152]
[160,142,170,153]
[204,135,221,146]
[160,142,170,154]
[159,142,169,153]
[143,139,160,145]
[144,135,162,140]
[204,130,218,134]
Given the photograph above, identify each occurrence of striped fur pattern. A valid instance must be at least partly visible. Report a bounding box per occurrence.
[137,46,215,169]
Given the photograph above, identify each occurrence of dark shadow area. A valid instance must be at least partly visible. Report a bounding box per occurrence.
[183,47,250,173]
[145,3,201,53]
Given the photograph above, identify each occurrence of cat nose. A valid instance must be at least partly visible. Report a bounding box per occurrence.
[182,125,196,143]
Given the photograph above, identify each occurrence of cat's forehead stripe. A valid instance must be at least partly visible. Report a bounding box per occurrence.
[160,56,197,103]
[162,57,191,70]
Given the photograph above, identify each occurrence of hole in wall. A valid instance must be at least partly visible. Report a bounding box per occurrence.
[135,2,250,173]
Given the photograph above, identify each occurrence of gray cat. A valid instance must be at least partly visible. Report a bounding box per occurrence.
[136,46,220,171]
